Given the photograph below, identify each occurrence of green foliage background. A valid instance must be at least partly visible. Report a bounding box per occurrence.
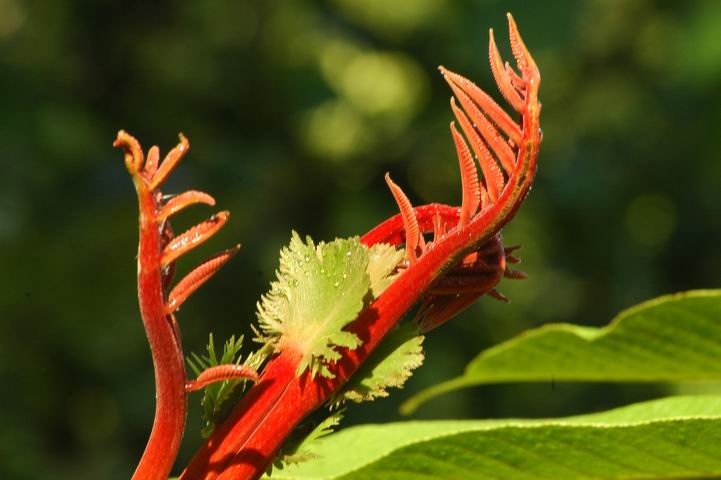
[1,1,720,478]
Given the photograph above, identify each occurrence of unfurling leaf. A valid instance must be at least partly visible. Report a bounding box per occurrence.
[258,232,405,378]
[331,323,424,408]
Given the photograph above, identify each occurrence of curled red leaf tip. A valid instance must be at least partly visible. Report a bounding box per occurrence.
[150,133,190,191]
[166,245,240,314]
[162,211,230,267]
[185,364,259,393]
[160,190,217,220]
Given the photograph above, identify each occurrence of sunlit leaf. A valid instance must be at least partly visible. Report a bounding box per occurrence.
[257,233,403,378]
[403,289,721,414]
[268,395,721,480]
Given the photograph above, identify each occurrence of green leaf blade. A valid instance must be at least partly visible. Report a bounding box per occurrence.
[403,289,721,413]
[267,395,721,480]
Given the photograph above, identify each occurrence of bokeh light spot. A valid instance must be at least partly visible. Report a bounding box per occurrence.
[330,0,447,38]
[321,45,428,122]
[298,100,368,161]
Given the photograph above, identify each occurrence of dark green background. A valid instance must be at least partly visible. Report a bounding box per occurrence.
[2,1,720,478]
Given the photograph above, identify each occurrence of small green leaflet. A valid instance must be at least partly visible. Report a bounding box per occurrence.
[271,410,345,472]
[331,323,424,408]
[257,232,405,378]
[187,334,267,437]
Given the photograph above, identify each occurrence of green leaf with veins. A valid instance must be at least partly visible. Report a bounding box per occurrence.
[402,289,721,414]
[266,395,721,480]
[257,233,403,378]
[331,323,424,408]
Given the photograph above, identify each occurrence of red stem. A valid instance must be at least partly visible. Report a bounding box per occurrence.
[132,177,187,480]
[182,157,537,479]
[118,131,245,479]
[182,15,540,478]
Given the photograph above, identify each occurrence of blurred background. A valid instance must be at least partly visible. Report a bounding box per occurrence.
[1,0,720,478]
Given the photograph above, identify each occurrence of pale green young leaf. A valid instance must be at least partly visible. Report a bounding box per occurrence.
[403,289,721,414]
[257,232,371,378]
[331,323,424,408]
[268,395,721,480]
[366,243,405,298]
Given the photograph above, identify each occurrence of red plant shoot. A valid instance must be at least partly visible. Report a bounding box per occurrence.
[115,133,258,480]
[117,12,540,480]
[178,13,541,480]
